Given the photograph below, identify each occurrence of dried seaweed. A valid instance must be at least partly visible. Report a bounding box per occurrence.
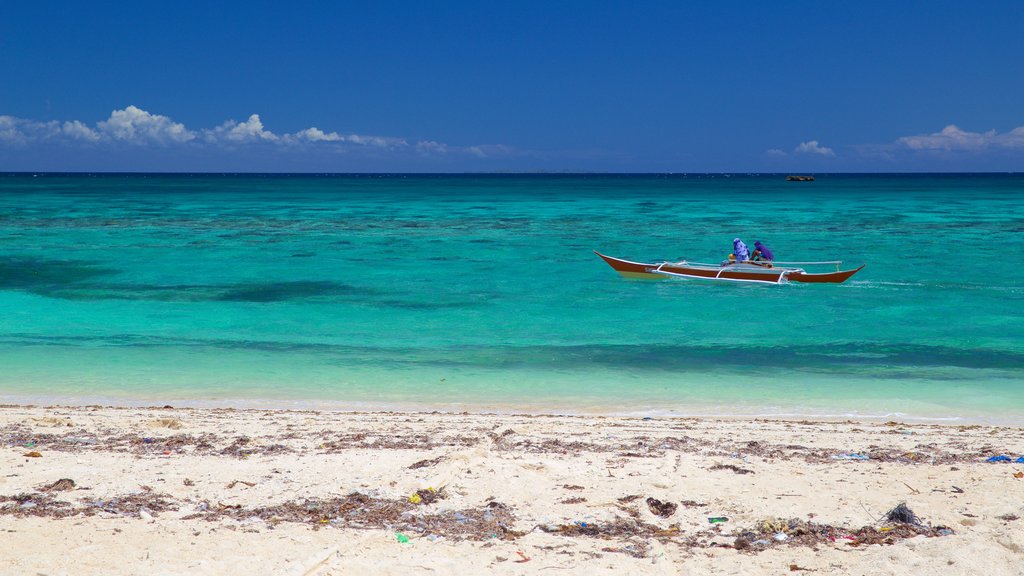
[0,493,75,518]
[38,478,76,492]
[646,498,677,518]
[408,456,445,469]
[710,463,754,475]
[884,502,920,526]
[0,421,1003,466]
[185,492,519,541]
[731,515,953,552]
[82,491,179,518]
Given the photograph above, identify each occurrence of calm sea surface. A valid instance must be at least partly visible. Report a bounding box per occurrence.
[1,174,1022,421]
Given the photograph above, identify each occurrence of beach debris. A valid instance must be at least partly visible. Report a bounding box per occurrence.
[0,493,75,518]
[559,497,587,504]
[884,502,921,526]
[515,550,531,563]
[831,453,869,461]
[646,498,677,518]
[23,451,42,458]
[708,517,729,524]
[408,456,444,469]
[38,478,76,492]
[617,494,642,503]
[986,455,1012,462]
[181,492,518,540]
[65,434,96,444]
[409,487,445,505]
[1,488,173,520]
[395,532,410,543]
[1013,472,1024,479]
[996,514,1019,522]
[732,514,954,551]
[86,491,179,518]
[901,482,921,495]
[563,484,586,491]
[226,480,256,489]
[710,463,754,475]
[789,564,811,571]
[220,436,253,458]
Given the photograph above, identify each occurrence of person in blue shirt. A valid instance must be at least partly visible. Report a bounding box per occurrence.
[752,241,774,262]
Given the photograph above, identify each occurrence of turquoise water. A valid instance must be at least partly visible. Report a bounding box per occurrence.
[1,174,1022,421]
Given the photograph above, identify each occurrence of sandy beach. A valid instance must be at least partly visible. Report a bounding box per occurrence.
[1,405,1023,575]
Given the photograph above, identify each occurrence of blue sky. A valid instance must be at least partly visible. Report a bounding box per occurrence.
[1,1,1022,172]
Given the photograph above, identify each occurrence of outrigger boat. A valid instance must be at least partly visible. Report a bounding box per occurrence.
[595,251,864,284]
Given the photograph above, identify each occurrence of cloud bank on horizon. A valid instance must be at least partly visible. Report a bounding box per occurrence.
[0,105,516,162]
[2,105,1023,171]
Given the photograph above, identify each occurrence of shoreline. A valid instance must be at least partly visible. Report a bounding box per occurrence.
[2,393,1018,426]
[3,404,1023,574]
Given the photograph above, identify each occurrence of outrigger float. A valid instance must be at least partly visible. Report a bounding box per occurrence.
[595,251,864,285]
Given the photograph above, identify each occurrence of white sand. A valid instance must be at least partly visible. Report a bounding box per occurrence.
[2,405,1023,575]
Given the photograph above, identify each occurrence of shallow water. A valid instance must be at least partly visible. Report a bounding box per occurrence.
[0,173,1021,421]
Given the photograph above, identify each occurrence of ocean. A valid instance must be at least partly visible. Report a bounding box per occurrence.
[1,173,1021,422]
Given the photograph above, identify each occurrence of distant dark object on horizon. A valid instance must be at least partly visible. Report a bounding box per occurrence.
[786,175,815,182]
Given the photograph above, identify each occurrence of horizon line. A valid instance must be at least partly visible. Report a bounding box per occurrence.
[2,171,1022,177]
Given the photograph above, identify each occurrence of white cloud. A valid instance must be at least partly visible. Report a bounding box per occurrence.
[205,114,278,143]
[345,134,406,148]
[282,127,407,148]
[0,116,25,142]
[896,124,1024,151]
[0,116,62,143]
[416,140,448,155]
[0,106,510,161]
[794,140,835,157]
[290,127,343,142]
[97,105,195,143]
[62,120,101,141]
[466,144,514,158]
[765,148,787,157]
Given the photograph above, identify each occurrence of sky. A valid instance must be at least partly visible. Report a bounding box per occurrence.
[1,1,1022,172]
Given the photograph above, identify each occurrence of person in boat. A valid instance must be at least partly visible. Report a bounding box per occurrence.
[751,241,774,262]
[732,238,750,262]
